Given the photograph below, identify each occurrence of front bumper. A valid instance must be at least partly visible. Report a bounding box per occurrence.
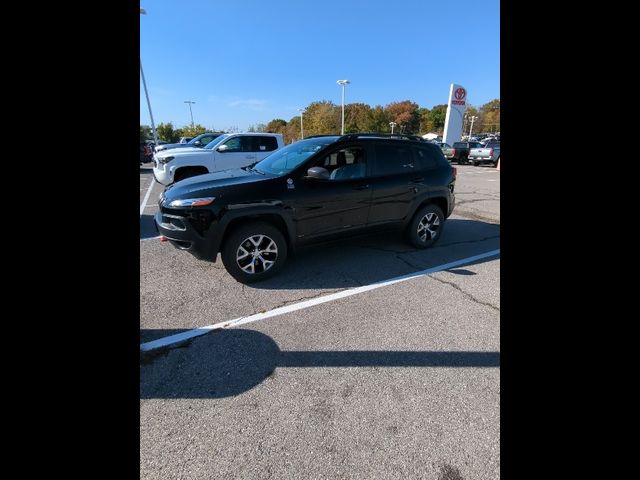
[154,209,222,262]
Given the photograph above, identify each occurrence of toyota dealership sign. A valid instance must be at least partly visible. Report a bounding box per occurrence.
[443,83,468,146]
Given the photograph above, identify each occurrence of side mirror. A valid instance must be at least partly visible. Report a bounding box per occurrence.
[194,140,202,146]
[217,144,229,152]
[305,166,330,180]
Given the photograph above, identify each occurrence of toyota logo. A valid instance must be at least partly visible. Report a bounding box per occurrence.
[454,88,466,100]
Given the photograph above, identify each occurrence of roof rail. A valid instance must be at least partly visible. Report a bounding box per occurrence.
[337,132,426,142]
[303,134,342,139]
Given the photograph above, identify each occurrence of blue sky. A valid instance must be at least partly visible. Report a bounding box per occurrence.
[140,0,499,132]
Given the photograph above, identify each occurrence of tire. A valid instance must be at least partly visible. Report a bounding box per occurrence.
[221,222,288,283]
[406,204,445,249]
[473,161,480,167]
[174,168,200,183]
[459,155,468,165]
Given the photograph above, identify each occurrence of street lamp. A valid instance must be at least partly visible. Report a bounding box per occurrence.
[298,108,304,139]
[468,115,478,139]
[140,8,158,146]
[184,100,196,128]
[389,121,397,134]
[336,79,351,135]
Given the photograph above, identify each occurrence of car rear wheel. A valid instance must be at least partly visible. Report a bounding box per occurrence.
[473,161,480,167]
[459,155,468,165]
[406,204,445,249]
[221,222,288,283]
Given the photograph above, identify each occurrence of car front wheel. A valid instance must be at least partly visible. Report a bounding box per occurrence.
[221,222,288,283]
[407,204,445,249]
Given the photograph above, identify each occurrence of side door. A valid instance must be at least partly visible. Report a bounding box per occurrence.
[367,142,422,225]
[289,143,373,240]
[214,135,256,172]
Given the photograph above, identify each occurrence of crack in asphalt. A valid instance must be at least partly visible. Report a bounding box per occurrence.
[428,275,500,312]
[262,289,344,313]
[434,235,501,249]
[454,198,498,206]
[452,210,500,224]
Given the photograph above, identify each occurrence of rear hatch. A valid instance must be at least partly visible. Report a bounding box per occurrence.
[469,147,494,159]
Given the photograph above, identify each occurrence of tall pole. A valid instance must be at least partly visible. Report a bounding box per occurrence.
[389,121,397,134]
[184,100,196,127]
[298,108,304,139]
[140,8,158,145]
[336,80,350,135]
[469,115,478,139]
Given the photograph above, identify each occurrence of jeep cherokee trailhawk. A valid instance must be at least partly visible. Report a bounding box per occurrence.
[155,133,456,283]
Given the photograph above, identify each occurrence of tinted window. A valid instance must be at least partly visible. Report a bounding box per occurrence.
[252,136,278,152]
[453,142,466,148]
[414,146,443,169]
[373,144,415,176]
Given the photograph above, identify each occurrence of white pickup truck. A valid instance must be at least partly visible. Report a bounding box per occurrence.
[468,141,500,167]
[153,132,284,185]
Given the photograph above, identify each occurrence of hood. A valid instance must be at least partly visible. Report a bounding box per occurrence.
[156,147,209,159]
[163,168,274,202]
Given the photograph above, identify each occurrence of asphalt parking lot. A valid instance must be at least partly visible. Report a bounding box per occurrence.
[140,163,500,479]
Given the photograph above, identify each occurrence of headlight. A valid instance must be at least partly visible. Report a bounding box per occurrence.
[158,156,174,164]
[166,197,216,208]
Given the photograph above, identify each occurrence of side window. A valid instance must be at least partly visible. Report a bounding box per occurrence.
[373,144,415,176]
[251,136,278,152]
[313,146,367,181]
[220,137,242,152]
[414,147,439,169]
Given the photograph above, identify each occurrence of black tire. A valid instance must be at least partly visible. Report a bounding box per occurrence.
[459,155,468,165]
[406,204,445,249]
[221,222,288,283]
[473,161,480,167]
[174,168,201,183]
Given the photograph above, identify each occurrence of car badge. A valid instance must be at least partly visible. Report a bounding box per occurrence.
[287,178,295,189]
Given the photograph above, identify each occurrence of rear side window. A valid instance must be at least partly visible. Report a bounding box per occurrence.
[373,144,415,176]
[414,146,445,169]
[453,142,466,148]
[252,136,278,152]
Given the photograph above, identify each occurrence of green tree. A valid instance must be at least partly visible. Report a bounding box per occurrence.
[359,105,389,133]
[479,99,500,133]
[156,122,179,142]
[430,105,448,133]
[304,101,340,135]
[179,124,208,137]
[265,119,287,134]
[140,125,151,142]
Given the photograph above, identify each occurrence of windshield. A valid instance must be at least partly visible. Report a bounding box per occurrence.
[252,137,339,175]
[203,134,231,150]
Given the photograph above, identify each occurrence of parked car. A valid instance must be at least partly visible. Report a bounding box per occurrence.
[154,132,225,154]
[155,133,456,283]
[469,141,500,167]
[443,141,485,164]
[434,142,451,151]
[153,132,285,185]
[179,136,193,144]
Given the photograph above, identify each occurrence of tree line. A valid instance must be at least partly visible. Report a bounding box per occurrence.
[141,98,499,145]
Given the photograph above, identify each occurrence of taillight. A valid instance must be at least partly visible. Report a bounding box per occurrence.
[451,148,456,156]
[489,149,494,156]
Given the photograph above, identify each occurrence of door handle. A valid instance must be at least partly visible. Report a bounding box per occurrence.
[246,155,256,159]
[354,184,370,190]
[410,177,424,183]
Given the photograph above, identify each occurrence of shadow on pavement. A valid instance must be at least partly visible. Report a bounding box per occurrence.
[140,214,158,240]
[140,328,500,399]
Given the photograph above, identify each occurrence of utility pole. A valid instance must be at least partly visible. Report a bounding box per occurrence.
[184,100,196,128]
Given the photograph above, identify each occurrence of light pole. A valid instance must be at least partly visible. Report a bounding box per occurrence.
[468,115,478,140]
[298,108,304,139]
[140,8,158,146]
[336,79,350,135]
[389,121,397,134]
[184,100,196,128]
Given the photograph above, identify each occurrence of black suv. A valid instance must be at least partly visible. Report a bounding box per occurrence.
[155,133,456,283]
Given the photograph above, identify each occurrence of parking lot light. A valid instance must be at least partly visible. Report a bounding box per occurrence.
[140,8,158,146]
[337,79,351,135]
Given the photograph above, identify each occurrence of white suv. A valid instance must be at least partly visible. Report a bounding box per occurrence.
[152,132,284,185]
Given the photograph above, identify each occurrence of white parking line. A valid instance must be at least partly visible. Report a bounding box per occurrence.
[140,249,500,352]
[140,178,156,217]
